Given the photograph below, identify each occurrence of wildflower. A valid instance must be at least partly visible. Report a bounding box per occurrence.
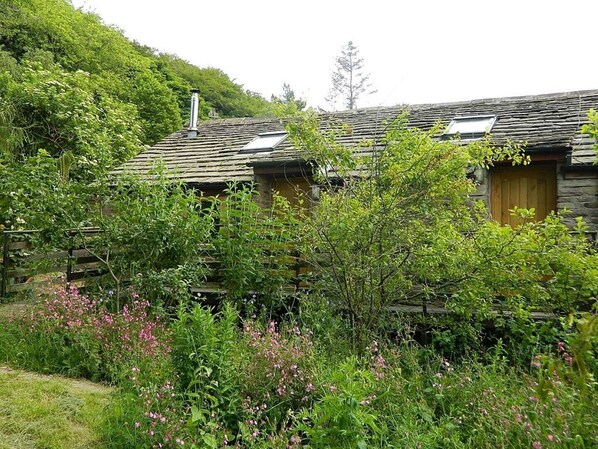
[329,385,336,393]
[532,441,543,449]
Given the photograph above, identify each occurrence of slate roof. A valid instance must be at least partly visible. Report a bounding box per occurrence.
[112,90,598,185]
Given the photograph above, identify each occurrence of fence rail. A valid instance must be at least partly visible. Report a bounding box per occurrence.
[0,228,106,297]
[0,229,310,299]
[2,227,595,304]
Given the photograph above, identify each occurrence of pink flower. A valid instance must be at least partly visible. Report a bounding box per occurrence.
[532,441,543,449]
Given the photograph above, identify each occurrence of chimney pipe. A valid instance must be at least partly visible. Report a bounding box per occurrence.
[188,89,199,138]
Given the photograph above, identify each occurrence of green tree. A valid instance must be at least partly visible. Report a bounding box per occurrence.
[95,167,214,305]
[0,64,143,179]
[271,83,306,111]
[159,55,272,118]
[284,110,598,348]
[326,41,375,110]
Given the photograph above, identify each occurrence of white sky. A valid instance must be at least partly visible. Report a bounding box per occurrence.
[70,0,598,110]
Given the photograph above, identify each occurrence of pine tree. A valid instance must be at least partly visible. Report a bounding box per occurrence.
[271,83,307,110]
[326,41,375,110]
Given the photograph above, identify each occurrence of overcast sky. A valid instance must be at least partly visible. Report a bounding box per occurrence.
[70,0,597,110]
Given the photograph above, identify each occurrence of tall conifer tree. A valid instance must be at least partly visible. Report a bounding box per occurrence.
[326,41,375,110]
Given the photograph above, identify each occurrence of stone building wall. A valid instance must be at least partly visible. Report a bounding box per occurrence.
[556,165,598,230]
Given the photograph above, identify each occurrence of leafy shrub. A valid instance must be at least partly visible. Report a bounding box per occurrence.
[95,167,213,306]
[213,184,301,316]
[283,109,598,354]
[171,303,243,447]
[294,357,385,449]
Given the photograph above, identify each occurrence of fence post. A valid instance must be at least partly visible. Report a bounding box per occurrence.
[66,233,74,285]
[1,231,9,298]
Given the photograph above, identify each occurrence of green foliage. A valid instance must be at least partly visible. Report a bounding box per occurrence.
[0,0,275,240]
[536,310,598,399]
[1,64,143,179]
[0,287,170,383]
[284,110,598,350]
[271,83,306,111]
[295,358,384,448]
[2,292,597,448]
[212,184,301,314]
[161,56,272,118]
[581,108,598,156]
[97,167,213,305]
[1,0,272,127]
[171,303,243,443]
[239,320,315,430]
[456,215,598,314]
[124,69,182,144]
[0,149,94,237]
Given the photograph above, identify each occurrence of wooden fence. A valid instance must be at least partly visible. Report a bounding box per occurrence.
[0,228,309,299]
[0,228,106,297]
[2,228,595,317]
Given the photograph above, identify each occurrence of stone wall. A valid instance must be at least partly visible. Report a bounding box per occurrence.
[253,174,273,208]
[557,164,598,230]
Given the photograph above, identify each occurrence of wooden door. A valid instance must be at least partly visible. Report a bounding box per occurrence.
[490,163,557,227]
[272,176,312,209]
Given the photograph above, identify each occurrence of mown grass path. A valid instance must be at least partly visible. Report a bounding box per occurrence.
[0,366,112,449]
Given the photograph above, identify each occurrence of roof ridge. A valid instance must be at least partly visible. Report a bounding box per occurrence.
[342,89,598,113]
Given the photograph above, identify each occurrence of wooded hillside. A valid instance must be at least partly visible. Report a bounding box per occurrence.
[0,0,272,179]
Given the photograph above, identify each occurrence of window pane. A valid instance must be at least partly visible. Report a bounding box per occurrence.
[445,116,496,136]
[241,132,287,153]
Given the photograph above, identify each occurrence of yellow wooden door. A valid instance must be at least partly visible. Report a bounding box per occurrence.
[272,176,312,210]
[490,163,557,226]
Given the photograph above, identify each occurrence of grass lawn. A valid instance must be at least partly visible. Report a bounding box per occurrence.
[0,366,112,449]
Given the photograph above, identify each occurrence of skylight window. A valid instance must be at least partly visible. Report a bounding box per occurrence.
[240,131,288,153]
[442,115,497,140]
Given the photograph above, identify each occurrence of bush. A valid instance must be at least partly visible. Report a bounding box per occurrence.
[213,184,301,316]
[96,167,213,308]
[171,303,243,447]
